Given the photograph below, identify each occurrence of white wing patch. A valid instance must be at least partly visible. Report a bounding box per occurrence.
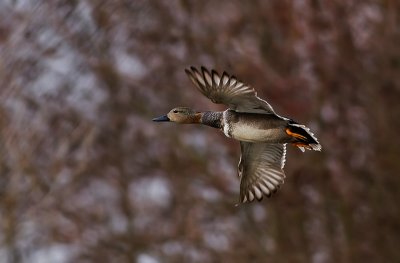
[222,110,231,138]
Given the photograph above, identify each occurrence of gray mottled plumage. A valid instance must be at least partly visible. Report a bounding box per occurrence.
[201,111,223,129]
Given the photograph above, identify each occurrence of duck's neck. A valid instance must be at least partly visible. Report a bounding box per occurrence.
[199,111,223,129]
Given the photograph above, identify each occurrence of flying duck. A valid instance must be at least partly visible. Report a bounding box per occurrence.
[153,66,321,203]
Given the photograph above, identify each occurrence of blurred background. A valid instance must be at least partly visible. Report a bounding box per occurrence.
[1,0,399,262]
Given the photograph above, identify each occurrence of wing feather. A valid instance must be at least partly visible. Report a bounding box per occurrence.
[238,142,286,203]
[185,66,276,114]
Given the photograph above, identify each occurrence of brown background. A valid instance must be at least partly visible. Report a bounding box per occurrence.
[1,0,400,262]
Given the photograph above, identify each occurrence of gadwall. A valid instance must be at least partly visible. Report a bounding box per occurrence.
[153,66,321,203]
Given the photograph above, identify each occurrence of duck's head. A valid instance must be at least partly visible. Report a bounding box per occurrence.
[152,107,201,124]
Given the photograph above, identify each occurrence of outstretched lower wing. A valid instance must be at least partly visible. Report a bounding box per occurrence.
[185,66,276,114]
[238,142,286,203]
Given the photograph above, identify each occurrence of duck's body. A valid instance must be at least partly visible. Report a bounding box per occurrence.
[223,110,291,143]
[153,67,321,203]
[201,110,291,143]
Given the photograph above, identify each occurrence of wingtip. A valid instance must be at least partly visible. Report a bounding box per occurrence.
[186,66,199,74]
[187,66,216,75]
[200,66,211,76]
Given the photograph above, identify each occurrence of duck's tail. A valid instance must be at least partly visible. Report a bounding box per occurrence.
[285,122,322,152]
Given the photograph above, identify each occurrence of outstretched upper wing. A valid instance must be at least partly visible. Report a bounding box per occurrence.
[185,66,276,114]
[238,142,286,203]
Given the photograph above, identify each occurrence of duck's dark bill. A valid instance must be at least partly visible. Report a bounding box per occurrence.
[152,115,170,122]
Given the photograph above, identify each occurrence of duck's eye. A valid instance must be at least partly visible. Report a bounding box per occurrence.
[173,110,178,113]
